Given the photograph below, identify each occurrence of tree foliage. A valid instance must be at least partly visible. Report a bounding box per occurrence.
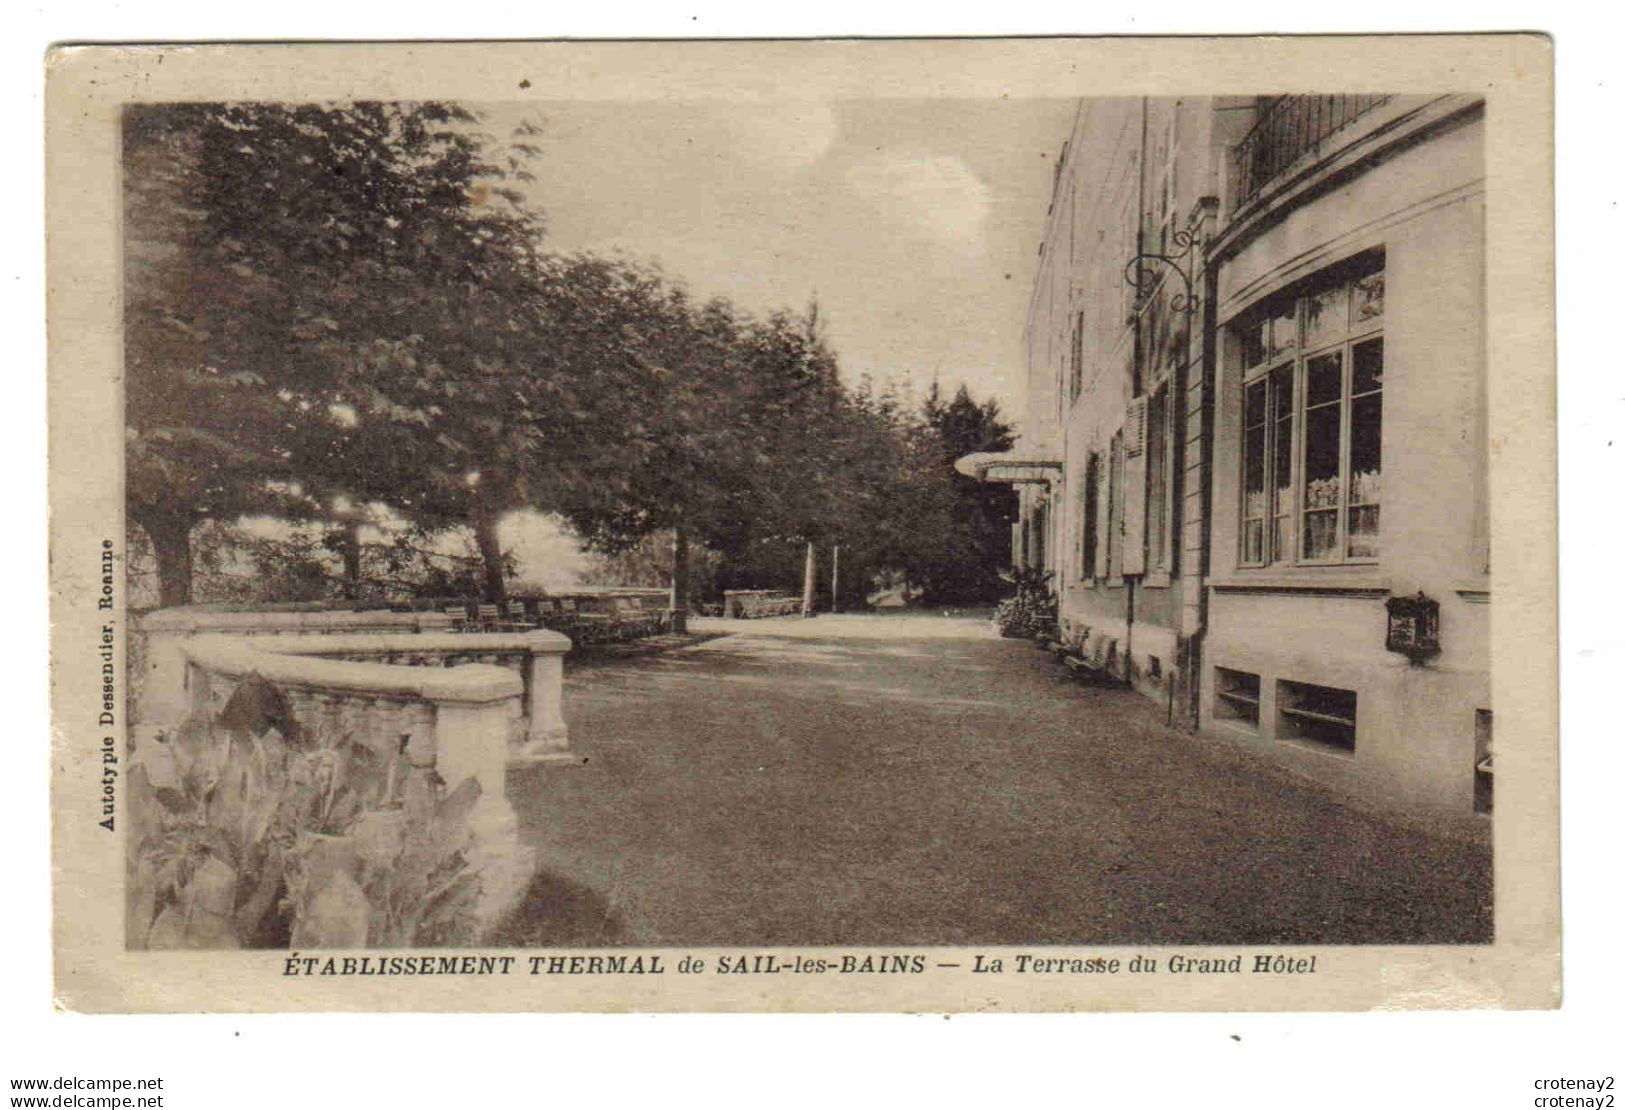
[125,100,1018,611]
[125,100,552,603]
[914,383,1019,604]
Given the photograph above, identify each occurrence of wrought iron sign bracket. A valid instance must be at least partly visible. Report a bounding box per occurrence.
[1124,228,1201,315]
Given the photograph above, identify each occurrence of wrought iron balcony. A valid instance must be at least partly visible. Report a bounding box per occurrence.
[1233,95,1392,207]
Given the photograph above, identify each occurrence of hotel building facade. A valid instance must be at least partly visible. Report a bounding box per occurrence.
[962,95,1489,814]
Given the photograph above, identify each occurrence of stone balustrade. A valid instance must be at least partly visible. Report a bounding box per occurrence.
[220,630,573,765]
[133,607,570,766]
[131,606,578,942]
[135,607,451,727]
[177,632,539,932]
[181,634,524,801]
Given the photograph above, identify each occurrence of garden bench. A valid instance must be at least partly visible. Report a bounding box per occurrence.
[610,597,665,638]
[724,590,803,619]
[471,601,537,633]
[1063,633,1118,683]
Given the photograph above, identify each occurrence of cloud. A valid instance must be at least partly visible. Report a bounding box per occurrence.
[843,152,990,251]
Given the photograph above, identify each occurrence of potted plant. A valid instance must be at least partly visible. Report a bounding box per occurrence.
[992,567,1058,639]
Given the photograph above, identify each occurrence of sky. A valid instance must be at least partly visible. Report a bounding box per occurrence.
[169,99,1086,588]
[476,97,1080,420]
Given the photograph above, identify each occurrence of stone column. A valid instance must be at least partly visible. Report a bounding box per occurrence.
[433,697,513,817]
[184,659,214,724]
[513,631,573,765]
[134,614,194,731]
[431,673,532,933]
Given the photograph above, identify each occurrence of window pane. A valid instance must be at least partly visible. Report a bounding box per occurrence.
[1302,393,1342,560]
[1268,302,1297,362]
[1349,393,1382,491]
[1271,512,1293,563]
[1243,375,1268,565]
[1242,377,1266,564]
[1352,337,1383,395]
[1303,282,1349,349]
[1244,377,1268,428]
[1348,390,1382,559]
[1243,425,1266,516]
[1244,520,1265,564]
[1271,364,1294,423]
[1270,365,1294,562]
[1306,350,1343,406]
[1304,405,1342,501]
[1352,268,1384,326]
[1347,507,1380,559]
[1303,510,1338,560]
[1238,316,1267,369]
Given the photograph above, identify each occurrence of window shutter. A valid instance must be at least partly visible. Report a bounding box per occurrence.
[1124,394,1148,457]
[1096,453,1111,576]
[1122,398,1149,574]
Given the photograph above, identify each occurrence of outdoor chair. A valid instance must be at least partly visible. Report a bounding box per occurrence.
[499,600,539,631]
[1064,634,1118,684]
[611,598,661,639]
[575,613,615,645]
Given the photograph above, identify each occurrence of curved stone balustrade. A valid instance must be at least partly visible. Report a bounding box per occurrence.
[135,607,450,726]
[182,635,523,825]
[135,609,571,767]
[196,630,574,766]
[129,607,578,942]
[172,627,574,936]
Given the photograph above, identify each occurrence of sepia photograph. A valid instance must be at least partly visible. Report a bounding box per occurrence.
[46,37,1555,1012]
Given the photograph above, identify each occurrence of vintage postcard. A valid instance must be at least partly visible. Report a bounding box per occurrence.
[46,35,1556,1012]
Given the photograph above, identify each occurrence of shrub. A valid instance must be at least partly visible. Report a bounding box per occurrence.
[127,677,483,950]
[992,567,1057,639]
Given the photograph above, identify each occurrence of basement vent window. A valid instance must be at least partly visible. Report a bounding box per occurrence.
[1214,667,1261,728]
[1276,679,1357,753]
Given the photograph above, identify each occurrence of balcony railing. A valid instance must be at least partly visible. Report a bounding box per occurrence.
[1233,95,1393,207]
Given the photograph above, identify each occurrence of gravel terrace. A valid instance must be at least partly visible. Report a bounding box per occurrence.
[503,613,1492,947]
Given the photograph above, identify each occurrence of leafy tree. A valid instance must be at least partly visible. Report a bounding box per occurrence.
[124,100,550,604]
[123,104,322,605]
[914,382,1019,604]
[702,306,854,605]
[518,258,725,626]
[825,380,962,607]
[125,99,1021,617]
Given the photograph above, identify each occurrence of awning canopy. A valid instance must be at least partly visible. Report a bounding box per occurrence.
[954,450,1063,485]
